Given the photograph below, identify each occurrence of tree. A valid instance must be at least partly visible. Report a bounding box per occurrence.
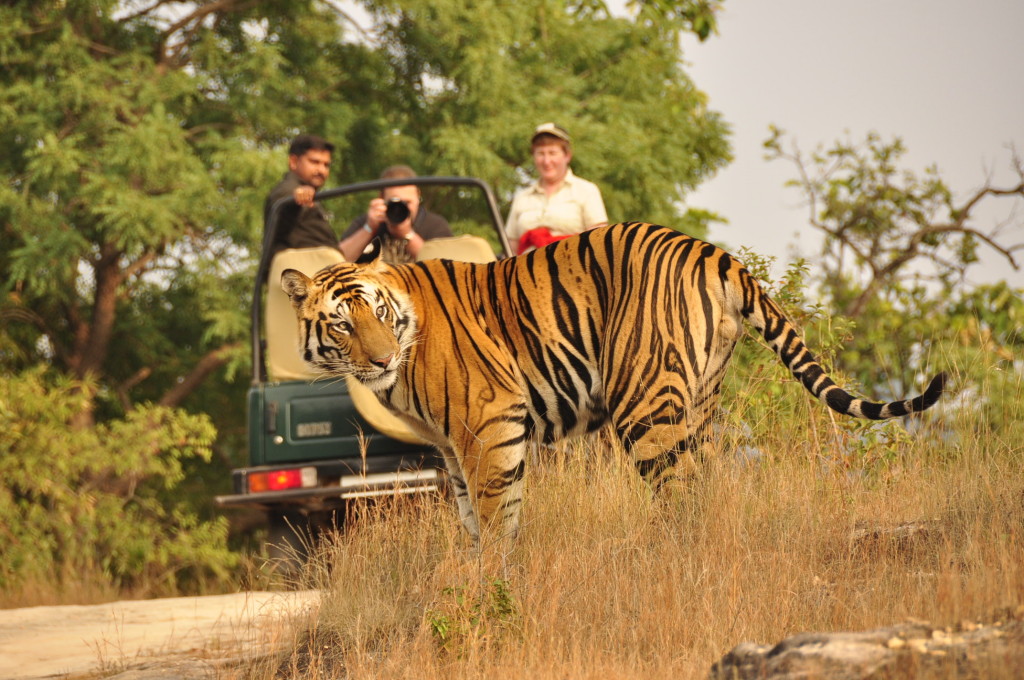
[765,128,1023,318]
[764,128,1023,398]
[342,0,730,230]
[0,369,237,597]
[0,0,373,593]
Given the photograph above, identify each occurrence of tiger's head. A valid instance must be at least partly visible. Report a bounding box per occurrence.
[281,263,417,392]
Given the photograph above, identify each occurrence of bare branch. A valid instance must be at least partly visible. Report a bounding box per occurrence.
[320,0,376,43]
[116,0,178,24]
[908,223,1021,270]
[123,251,159,282]
[952,179,1024,231]
[157,0,259,69]
[160,0,239,39]
[158,342,242,408]
[115,366,153,412]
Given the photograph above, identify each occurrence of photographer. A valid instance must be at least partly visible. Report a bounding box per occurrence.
[340,165,453,263]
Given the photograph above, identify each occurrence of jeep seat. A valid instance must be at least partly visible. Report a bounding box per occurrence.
[416,234,497,264]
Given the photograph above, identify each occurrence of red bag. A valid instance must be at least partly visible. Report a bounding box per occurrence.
[517,227,570,254]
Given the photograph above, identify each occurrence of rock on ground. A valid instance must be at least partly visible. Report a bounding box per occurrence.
[710,615,1024,680]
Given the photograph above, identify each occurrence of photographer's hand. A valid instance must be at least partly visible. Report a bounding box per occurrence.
[367,197,387,230]
[386,217,413,239]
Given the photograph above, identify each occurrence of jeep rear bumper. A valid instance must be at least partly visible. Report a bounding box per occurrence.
[215,462,442,510]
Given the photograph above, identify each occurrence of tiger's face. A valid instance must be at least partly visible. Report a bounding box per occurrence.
[281,264,417,392]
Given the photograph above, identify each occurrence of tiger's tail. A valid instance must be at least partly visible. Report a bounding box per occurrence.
[737,266,946,419]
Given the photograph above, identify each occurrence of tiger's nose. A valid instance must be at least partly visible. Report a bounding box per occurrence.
[371,353,394,368]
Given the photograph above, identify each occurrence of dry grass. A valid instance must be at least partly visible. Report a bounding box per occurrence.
[247,373,1024,680]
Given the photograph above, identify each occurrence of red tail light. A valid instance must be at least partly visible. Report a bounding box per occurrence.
[248,467,316,493]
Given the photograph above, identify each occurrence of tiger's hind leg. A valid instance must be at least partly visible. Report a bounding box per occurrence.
[616,414,715,491]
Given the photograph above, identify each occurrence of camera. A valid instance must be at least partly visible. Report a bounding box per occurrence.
[384,197,411,226]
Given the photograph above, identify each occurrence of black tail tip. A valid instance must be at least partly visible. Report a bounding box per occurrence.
[921,371,948,408]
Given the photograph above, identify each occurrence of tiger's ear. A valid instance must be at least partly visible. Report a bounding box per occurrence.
[362,237,382,263]
[281,269,313,309]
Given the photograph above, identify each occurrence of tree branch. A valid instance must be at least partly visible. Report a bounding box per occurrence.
[770,132,1024,318]
[908,223,1021,270]
[320,0,376,43]
[0,307,72,367]
[157,0,259,70]
[116,366,153,412]
[158,342,242,408]
[75,243,124,379]
[123,251,158,281]
[117,0,178,24]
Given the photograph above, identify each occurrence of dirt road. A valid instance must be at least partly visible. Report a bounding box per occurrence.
[0,590,318,679]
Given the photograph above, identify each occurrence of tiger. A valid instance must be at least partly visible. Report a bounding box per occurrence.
[282,222,946,547]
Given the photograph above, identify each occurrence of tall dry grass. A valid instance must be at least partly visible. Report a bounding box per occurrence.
[253,367,1024,679]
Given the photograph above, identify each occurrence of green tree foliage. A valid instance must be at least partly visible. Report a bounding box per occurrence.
[0,369,236,596]
[339,0,730,229]
[1,0,728,415]
[0,1,294,421]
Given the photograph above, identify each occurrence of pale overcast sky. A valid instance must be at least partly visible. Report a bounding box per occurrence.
[677,0,1024,287]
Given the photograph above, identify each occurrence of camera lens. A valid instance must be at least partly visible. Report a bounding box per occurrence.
[385,197,410,225]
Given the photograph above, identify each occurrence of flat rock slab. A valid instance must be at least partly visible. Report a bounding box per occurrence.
[710,617,1024,679]
[0,591,318,680]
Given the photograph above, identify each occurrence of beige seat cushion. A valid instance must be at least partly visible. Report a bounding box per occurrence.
[266,246,426,444]
[416,234,497,264]
[266,247,346,382]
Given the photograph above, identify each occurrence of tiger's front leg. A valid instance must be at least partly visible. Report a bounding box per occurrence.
[449,421,529,550]
[437,445,480,544]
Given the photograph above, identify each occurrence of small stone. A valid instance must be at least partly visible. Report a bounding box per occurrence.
[906,638,930,654]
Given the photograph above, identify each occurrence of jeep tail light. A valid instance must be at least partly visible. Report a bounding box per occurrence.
[248,467,317,493]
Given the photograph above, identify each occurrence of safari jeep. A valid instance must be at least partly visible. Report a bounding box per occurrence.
[215,176,512,558]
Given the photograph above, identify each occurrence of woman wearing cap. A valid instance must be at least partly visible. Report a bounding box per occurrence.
[505,123,608,254]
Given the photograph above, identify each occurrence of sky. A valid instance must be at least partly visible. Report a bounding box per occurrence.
[674,0,1024,287]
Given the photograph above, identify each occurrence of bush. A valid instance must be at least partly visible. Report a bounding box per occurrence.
[0,369,238,601]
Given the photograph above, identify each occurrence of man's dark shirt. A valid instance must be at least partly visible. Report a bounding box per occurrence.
[263,171,337,258]
[341,207,453,263]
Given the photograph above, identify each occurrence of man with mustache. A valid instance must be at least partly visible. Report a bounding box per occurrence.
[263,134,338,258]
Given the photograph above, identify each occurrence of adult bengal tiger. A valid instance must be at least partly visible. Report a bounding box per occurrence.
[282,222,945,547]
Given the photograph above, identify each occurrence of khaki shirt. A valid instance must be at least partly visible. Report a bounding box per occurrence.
[505,169,608,246]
